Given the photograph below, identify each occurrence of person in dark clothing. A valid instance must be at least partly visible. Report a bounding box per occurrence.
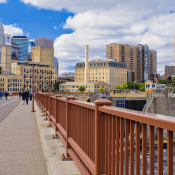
[19,91,21,99]
[5,92,8,100]
[25,90,29,105]
[29,92,32,101]
[22,91,26,105]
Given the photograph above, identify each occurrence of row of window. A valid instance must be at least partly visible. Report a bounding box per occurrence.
[76,68,126,72]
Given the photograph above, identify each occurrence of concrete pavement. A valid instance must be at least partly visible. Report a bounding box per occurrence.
[0,96,21,123]
[0,98,48,175]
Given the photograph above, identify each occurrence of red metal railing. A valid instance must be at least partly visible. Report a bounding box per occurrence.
[35,93,175,175]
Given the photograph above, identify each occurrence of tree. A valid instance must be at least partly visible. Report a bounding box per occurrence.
[115,86,121,89]
[168,79,173,84]
[127,81,134,89]
[78,86,86,92]
[52,89,58,92]
[99,87,104,92]
[53,81,67,91]
[120,83,128,89]
[158,79,167,84]
[172,77,175,81]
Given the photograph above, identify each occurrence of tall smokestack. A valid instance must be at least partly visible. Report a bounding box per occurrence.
[84,45,89,84]
[56,62,58,82]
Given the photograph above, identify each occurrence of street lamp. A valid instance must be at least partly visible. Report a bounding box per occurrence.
[31,53,35,112]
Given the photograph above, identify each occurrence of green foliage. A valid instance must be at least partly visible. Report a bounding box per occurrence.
[53,81,66,91]
[171,87,175,93]
[165,87,169,91]
[168,79,173,84]
[78,86,86,92]
[120,83,128,89]
[99,88,104,92]
[158,79,167,84]
[127,81,134,89]
[139,85,145,92]
[52,89,58,92]
[115,86,121,89]
[172,77,175,81]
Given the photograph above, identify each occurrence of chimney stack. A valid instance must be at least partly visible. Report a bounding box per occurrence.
[56,62,58,82]
[84,45,89,84]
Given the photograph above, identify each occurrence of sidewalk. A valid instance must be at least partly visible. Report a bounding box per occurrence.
[0,100,48,175]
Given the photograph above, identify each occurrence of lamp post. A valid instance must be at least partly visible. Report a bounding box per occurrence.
[31,53,35,112]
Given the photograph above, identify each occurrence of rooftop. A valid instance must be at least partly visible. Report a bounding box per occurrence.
[12,36,28,39]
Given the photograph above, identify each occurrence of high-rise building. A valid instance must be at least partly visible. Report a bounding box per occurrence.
[28,40,37,61]
[35,38,53,48]
[0,23,5,47]
[54,57,59,76]
[11,36,28,61]
[28,40,36,53]
[32,46,54,67]
[106,43,157,83]
[1,45,12,74]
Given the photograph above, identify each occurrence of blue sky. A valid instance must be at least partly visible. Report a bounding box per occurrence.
[0,0,74,40]
[1,0,175,75]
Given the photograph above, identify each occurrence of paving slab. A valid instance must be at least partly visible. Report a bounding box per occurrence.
[0,100,48,175]
[35,101,81,175]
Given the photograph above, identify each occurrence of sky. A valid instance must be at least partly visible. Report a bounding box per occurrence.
[0,0,175,75]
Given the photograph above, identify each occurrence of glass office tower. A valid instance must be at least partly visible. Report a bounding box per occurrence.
[11,36,28,61]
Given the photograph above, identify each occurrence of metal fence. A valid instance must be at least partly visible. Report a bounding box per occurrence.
[35,92,175,175]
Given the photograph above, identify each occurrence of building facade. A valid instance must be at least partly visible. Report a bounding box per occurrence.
[11,36,28,61]
[59,81,109,92]
[75,59,127,88]
[106,43,157,83]
[11,60,55,92]
[0,73,23,94]
[32,46,54,67]
[164,65,175,76]
[1,45,12,74]
[35,38,53,48]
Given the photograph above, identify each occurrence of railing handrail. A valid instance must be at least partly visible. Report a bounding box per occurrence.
[99,105,175,132]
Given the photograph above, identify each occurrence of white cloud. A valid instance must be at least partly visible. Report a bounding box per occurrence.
[22,0,175,75]
[3,24,24,36]
[0,0,7,3]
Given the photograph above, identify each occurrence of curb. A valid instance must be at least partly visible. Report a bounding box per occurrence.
[34,101,80,175]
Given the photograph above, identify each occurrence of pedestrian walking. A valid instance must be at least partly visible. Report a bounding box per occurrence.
[19,91,21,99]
[29,91,32,101]
[5,92,8,100]
[25,89,29,105]
[22,91,26,105]
[2,92,5,100]
[0,91,2,100]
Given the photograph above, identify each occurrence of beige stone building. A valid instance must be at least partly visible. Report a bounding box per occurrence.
[75,59,127,88]
[60,45,127,92]
[0,73,23,94]
[32,46,54,67]
[1,45,12,74]
[60,81,109,92]
[11,60,55,92]
[106,43,157,83]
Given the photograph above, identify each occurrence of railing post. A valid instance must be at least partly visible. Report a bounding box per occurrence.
[94,99,112,175]
[66,96,76,157]
[54,94,62,137]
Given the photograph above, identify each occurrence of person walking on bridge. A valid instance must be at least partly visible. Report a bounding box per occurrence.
[29,91,32,101]
[22,91,26,105]
[0,91,2,100]
[5,92,8,100]
[2,92,5,100]
[19,91,21,99]
[25,89,29,105]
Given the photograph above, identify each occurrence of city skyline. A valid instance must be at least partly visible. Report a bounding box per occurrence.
[0,0,175,75]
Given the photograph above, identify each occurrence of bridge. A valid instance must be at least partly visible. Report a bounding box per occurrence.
[36,92,175,175]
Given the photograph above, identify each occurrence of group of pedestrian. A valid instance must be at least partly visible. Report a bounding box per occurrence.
[19,89,32,105]
[0,91,9,100]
